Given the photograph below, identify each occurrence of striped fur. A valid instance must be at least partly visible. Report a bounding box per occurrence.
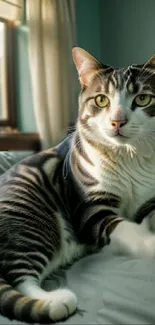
[0,147,86,322]
[1,48,155,322]
[0,142,123,323]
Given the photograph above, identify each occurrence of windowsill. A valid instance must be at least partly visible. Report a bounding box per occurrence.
[0,132,41,152]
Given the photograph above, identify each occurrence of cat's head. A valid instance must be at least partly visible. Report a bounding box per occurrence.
[72,47,155,154]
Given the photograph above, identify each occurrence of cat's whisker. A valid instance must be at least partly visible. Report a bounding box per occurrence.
[125,144,137,157]
[142,72,155,83]
[138,69,151,82]
[136,65,153,82]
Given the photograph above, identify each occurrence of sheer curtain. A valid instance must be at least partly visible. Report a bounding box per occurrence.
[0,0,22,21]
[26,0,77,149]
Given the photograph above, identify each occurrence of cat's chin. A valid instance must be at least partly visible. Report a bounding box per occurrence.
[107,136,153,157]
[105,134,131,147]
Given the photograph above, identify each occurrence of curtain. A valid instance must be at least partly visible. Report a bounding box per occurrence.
[0,0,22,21]
[26,0,77,149]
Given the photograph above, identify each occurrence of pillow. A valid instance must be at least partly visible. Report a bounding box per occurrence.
[0,151,32,176]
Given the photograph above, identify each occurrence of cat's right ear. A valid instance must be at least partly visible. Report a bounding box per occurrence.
[144,54,155,69]
[72,47,102,87]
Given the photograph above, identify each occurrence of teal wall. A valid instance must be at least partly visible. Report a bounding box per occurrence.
[100,0,155,67]
[75,0,102,61]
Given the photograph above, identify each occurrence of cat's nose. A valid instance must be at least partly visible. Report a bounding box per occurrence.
[110,107,127,128]
[111,120,127,128]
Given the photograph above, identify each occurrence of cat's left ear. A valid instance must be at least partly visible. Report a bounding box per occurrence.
[144,54,155,69]
[72,47,103,87]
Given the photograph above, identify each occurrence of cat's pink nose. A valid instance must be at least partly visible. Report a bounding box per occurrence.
[110,107,127,128]
[111,120,127,128]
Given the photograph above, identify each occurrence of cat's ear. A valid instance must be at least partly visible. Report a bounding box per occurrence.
[72,47,102,87]
[144,54,155,69]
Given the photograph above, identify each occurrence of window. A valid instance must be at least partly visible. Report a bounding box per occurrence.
[0,18,16,127]
[0,0,22,127]
[0,1,41,151]
[0,0,22,21]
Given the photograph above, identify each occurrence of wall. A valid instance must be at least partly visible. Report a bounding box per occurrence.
[100,0,155,67]
[75,0,102,61]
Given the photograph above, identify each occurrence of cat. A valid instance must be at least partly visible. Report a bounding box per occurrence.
[0,47,155,323]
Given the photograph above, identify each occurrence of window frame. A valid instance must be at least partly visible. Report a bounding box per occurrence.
[0,17,16,127]
[0,8,41,152]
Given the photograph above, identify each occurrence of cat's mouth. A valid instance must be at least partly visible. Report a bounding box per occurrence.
[115,131,129,139]
[107,131,131,145]
[105,130,130,143]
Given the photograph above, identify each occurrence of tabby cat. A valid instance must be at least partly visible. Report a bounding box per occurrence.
[0,47,155,323]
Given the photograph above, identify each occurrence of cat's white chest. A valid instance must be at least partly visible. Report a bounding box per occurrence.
[125,160,155,218]
[98,154,155,220]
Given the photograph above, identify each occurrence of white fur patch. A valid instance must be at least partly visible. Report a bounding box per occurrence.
[39,213,85,283]
[103,219,155,258]
[16,279,77,321]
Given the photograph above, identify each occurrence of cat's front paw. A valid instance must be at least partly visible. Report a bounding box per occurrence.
[44,288,77,321]
[103,220,155,258]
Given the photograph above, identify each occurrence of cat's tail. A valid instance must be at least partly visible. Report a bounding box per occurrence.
[0,274,77,323]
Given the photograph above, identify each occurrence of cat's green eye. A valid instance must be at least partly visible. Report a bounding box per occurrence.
[134,94,152,107]
[95,95,109,108]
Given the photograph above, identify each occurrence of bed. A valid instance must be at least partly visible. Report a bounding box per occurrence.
[0,152,154,325]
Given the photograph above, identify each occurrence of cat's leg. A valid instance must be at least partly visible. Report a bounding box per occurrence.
[142,213,155,255]
[103,218,155,257]
[148,211,155,232]
[16,276,77,321]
